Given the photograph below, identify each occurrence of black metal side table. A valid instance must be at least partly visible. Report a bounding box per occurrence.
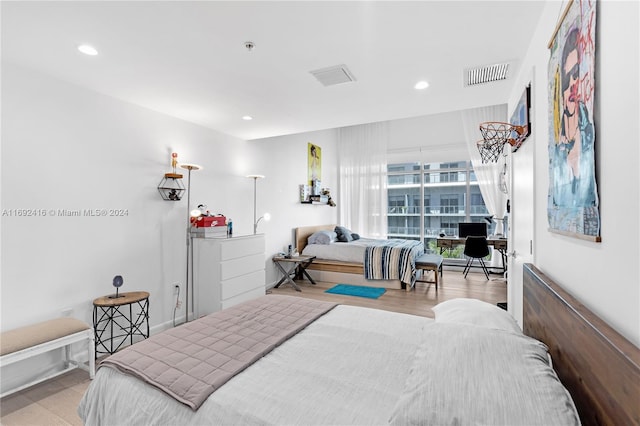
[92,291,149,358]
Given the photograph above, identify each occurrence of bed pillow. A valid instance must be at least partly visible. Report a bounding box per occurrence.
[351,233,360,240]
[334,226,354,242]
[432,298,522,334]
[389,322,579,426]
[307,230,337,245]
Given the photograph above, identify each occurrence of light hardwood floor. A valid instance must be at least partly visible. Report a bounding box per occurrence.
[0,270,506,425]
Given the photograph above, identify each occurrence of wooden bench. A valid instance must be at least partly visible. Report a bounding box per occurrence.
[414,253,444,290]
[0,317,95,397]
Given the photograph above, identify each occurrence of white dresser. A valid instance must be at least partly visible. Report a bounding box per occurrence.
[193,234,265,317]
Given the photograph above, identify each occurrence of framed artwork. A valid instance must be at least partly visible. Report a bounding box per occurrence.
[547,0,600,242]
[307,142,321,186]
[510,84,531,153]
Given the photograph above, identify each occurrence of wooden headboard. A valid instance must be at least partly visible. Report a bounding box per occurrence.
[295,224,337,254]
[523,263,640,426]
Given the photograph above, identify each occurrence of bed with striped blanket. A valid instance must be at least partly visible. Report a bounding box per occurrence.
[298,225,425,290]
[363,239,424,285]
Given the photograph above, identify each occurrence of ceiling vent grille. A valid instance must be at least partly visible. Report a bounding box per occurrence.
[465,62,510,86]
[310,64,356,86]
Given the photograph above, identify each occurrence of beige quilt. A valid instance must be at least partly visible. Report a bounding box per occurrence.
[99,295,336,410]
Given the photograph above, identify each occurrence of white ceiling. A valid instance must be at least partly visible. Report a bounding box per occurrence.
[2,1,545,141]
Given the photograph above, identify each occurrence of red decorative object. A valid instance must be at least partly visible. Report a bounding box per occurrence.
[191,215,226,228]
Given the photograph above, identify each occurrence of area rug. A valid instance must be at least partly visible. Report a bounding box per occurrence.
[324,284,386,299]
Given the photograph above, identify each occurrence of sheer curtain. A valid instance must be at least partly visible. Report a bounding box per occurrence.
[461,104,509,222]
[338,122,389,238]
[461,105,509,267]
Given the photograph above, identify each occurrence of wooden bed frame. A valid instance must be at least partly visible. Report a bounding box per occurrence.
[295,224,361,274]
[523,263,640,426]
[295,224,404,289]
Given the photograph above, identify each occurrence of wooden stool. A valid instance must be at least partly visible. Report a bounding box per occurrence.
[415,254,444,290]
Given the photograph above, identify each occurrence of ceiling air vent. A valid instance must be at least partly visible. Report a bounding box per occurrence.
[465,62,510,86]
[310,64,356,86]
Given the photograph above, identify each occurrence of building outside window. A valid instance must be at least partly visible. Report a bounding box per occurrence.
[387,161,494,260]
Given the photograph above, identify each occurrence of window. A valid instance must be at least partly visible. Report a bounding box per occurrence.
[387,161,492,259]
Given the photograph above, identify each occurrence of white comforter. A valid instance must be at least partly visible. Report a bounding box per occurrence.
[301,237,379,263]
[79,302,580,425]
[79,305,431,425]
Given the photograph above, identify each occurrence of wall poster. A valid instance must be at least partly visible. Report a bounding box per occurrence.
[547,0,600,242]
[308,142,322,187]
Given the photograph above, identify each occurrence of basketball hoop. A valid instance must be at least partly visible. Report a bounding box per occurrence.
[477,122,526,163]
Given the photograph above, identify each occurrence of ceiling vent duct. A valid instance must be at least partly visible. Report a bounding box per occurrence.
[465,62,510,86]
[310,64,356,86]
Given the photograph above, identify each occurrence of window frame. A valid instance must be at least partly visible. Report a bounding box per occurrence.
[387,160,491,258]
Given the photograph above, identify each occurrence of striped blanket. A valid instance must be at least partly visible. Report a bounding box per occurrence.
[363,239,424,285]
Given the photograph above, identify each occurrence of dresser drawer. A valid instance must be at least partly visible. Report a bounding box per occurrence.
[437,239,454,248]
[220,253,264,281]
[221,269,265,300]
[221,287,266,310]
[220,236,265,261]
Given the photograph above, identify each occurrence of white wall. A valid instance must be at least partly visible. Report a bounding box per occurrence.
[247,130,340,285]
[1,62,260,335]
[509,0,639,346]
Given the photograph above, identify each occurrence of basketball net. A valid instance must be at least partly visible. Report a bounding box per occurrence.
[477,122,526,163]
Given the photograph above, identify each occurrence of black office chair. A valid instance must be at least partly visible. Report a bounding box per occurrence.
[462,236,490,280]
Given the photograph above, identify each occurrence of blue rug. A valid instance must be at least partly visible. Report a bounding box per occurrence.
[325,284,386,299]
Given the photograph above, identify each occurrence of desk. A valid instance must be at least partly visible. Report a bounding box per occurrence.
[272,255,316,292]
[93,291,149,358]
[437,237,508,273]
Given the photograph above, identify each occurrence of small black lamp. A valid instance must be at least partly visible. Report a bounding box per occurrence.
[109,275,124,299]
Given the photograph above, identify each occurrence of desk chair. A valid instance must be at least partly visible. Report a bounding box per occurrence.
[463,236,490,280]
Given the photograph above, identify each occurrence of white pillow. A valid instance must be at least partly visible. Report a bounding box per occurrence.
[432,298,522,334]
[307,230,337,245]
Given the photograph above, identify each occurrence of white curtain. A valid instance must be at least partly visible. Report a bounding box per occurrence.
[461,104,509,223]
[461,105,509,268]
[338,122,389,238]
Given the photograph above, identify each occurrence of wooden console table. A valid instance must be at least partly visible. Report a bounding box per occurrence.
[437,237,508,273]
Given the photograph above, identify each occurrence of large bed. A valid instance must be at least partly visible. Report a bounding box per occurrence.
[295,224,424,290]
[77,264,640,425]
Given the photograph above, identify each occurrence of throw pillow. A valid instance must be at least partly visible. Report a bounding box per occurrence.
[308,230,337,245]
[432,298,522,334]
[334,226,354,242]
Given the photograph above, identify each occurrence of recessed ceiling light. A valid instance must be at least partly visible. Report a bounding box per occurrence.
[242,116,253,121]
[78,44,98,56]
[414,81,429,90]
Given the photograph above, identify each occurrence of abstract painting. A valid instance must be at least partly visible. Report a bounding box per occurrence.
[547,0,600,242]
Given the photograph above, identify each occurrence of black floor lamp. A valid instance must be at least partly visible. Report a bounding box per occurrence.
[180,163,201,323]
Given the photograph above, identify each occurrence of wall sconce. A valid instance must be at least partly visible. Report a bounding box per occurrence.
[255,212,271,234]
[157,153,185,201]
